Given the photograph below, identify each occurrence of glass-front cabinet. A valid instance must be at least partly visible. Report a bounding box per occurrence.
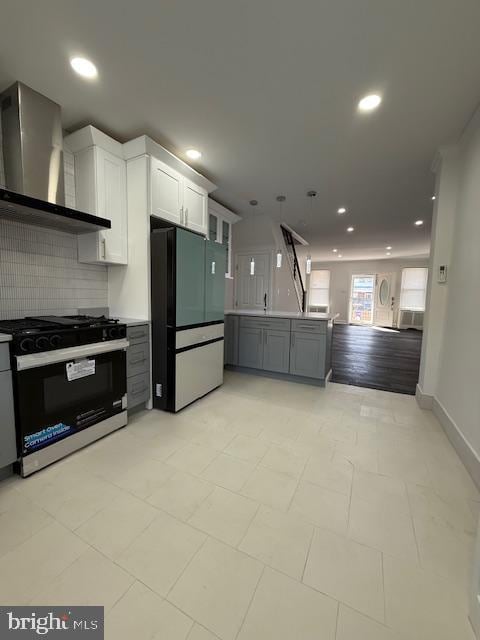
[207,199,241,279]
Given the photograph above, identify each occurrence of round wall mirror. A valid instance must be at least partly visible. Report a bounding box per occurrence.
[379,279,389,305]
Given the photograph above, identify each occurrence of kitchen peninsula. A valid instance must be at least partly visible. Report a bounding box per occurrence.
[224,310,336,386]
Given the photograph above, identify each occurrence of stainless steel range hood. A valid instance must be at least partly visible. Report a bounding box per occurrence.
[0,82,110,234]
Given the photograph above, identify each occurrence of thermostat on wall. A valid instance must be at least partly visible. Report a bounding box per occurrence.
[438,265,447,283]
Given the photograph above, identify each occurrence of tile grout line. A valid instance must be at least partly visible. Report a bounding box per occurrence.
[381,552,386,625]
[164,535,210,602]
[334,600,340,640]
[233,564,266,640]
[300,524,316,584]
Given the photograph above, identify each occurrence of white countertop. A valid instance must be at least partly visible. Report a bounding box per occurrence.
[114,318,150,326]
[0,333,12,343]
[224,310,337,321]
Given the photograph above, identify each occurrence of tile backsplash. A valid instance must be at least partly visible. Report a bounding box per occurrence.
[0,219,108,320]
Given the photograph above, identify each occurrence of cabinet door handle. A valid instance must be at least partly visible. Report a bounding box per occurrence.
[180,206,184,224]
[291,333,295,347]
[264,330,267,344]
[185,208,189,225]
[101,238,106,260]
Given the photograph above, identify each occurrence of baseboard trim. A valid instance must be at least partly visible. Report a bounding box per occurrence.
[432,396,480,491]
[415,383,434,409]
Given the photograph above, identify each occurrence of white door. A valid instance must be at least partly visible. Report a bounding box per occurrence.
[235,253,271,309]
[95,148,127,264]
[183,179,207,235]
[150,157,182,225]
[349,275,375,325]
[374,273,396,327]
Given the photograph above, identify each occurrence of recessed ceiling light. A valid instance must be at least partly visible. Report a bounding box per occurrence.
[346,226,354,232]
[337,207,347,214]
[70,57,98,79]
[431,195,436,200]
[332,248,338,253]
[338,254,343,258]
[186,149,202,160]
[386,246,392,250]
[414,220,424,226]
[386,252,391,256]
[358,94,382,112]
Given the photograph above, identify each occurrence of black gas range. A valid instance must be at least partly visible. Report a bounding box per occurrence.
[0,315,127,356]
[1,315,129,477]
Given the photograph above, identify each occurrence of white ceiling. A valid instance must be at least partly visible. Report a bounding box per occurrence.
[1,0,480,260]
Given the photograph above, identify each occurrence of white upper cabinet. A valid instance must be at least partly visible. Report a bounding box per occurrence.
[207,198,241,278]
[150,158,207,234]
[124,136,214,237]
[150,157,183,225]
[65,126,128,265]
[183,178,207,234]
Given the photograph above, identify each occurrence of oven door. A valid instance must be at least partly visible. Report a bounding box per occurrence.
[14,345,127,456]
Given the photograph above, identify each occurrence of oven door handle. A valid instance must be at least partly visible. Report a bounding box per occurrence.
[16,338,130,371]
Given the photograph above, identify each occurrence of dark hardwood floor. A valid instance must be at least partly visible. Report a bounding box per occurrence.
[331,324,423,395]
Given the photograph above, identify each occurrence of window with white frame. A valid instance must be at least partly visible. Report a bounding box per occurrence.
[309,269,330,310]
[399,267,428,311]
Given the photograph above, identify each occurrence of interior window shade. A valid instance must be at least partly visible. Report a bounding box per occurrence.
[400,268,428,311]
[309,269,330,307]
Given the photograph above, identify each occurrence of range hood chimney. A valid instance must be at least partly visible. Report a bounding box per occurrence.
[0,81,110,234]
[1,81,65,204]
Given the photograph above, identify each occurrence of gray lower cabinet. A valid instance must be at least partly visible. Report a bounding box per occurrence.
[238,327,263,369]
[127,324,150,409]
[263,330,290,373]
[227,315,330,384]
[289,331,326,379]
[237,326,290,374]
[0,345,17,469]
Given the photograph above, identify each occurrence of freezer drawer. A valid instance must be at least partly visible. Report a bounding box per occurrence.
[175,339,224,411]
[176,323,224,350]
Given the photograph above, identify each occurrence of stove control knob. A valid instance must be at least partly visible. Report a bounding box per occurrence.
[108,326,119,339]
[50,335,62,348]
[35,336,49,351]
[19,337,35,353]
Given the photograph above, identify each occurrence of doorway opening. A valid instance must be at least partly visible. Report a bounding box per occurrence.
[349,275,375,325]
[234,252,271,310]
[349,272,396,328]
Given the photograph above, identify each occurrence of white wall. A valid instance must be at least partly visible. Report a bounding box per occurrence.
[310,257,429,323]
[419,105,480,481]
[418,147,458,396]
